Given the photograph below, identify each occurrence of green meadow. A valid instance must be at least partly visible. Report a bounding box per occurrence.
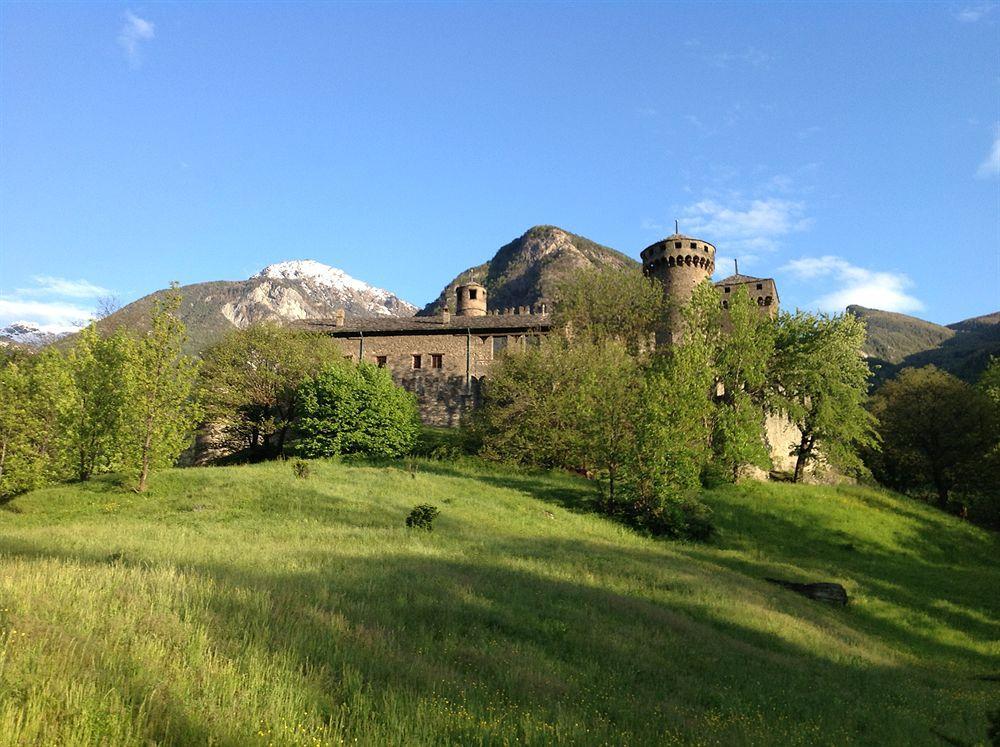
[0,457,997,745]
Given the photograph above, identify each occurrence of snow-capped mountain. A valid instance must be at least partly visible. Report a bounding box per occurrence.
[0,321,72,348]
[92,260,417,353]
[252,260,414,318]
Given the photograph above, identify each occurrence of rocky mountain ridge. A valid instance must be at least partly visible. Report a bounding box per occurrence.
[418,225,638,316]
[90,261,417,354]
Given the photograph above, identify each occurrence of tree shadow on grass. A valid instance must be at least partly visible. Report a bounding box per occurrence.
[0,534,995,745]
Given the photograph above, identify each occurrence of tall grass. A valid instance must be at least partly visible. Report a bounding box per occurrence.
[0,457,997,745]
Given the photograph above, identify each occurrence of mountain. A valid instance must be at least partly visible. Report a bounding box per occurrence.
[94,260,417,354]
[418,225,638,316]
[0,322,71,349]
[849,305,1000,384]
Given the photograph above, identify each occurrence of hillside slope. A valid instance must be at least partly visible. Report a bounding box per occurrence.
[418,225,638,315]
[91,261,416,354]
[0,459,996,745]
[850,305,1000,383]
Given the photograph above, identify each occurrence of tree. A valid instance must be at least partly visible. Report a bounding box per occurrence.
[478,272,716,538]
[868,366,991,507]
[711,284,774,479]
[979,356,1000,406]
[553,266,664,355]
[0,351,74,499]
[295,362,419,458]
[117,285,201,492]
[771,310,876,482]
[60,324,129,481]
[199,324,338,456]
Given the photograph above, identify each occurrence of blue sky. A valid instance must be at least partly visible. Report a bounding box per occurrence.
[1,1,997,331]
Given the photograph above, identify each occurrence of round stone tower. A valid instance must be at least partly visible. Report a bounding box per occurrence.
[455,282,487,317]
[640,232,716,343]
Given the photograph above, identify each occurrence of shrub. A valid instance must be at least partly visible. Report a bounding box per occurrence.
[294,363,420,459]
[405,504,439,531]
[598,488,714,541]
[291,459,311,479]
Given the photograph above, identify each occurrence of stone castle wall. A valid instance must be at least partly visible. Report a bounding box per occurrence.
[331,330,537,426]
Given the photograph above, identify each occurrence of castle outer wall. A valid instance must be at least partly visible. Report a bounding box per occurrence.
[301,307,550,426]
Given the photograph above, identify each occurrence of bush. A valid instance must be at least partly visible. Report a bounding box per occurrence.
[291,459,311,479]
[405,504,439,531]
[598,489,714,541]
[294,363,420,459]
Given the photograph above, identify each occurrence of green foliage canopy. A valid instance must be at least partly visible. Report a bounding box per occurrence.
[295,363,419,459]
[200,324,338,456]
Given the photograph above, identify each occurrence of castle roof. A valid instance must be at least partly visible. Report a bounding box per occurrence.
[714,273,769,285]
[296,312,551,337]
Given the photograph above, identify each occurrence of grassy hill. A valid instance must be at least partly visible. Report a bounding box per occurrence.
[850,305,1000,384]
[0,458,997,745]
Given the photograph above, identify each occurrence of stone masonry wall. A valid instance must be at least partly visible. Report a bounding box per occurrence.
[330,331,537,426]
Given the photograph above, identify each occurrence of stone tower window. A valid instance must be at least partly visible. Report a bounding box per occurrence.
[690,242,697,249]
[724,286,731,293]
[431,354,443,369]
[412,354,422,369]
[756,283,763,290]
[469,289,478,299]
[674,241,682,249]
[376,355,387,368]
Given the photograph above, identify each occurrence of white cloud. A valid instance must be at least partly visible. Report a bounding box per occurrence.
[976,125,1000,178]
[0,298,95,333]
[680,197,811,253]
[23,276,111,298]
[118,11,155,66]
[781,255,923,313]
[957,2,996,21]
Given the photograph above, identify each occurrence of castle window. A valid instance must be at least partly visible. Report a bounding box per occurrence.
[431,354,443,369]
[724,286,731,293]
[469,289,478,300]
[674,241,682,249]
[758,297,765,306]
[722,300,729,309]
[756,283,763,290]
[376,355,387,368]
[690,242,697,249]
[492,335,508,355]
[765,296,772,306]
[412,354,422,369]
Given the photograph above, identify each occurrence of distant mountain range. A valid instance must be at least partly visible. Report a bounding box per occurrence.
[89,260,417,354]
[849,306,1000,383]
[5,228,997,384]
[0,321,69,349]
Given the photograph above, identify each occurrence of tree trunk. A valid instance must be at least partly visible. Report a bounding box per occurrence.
[793,432,814,483]
[0,440,6,486]
[137,410,154,493]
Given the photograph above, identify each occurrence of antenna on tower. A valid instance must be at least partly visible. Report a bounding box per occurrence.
[675,219,679,234]
[734,258,739,275]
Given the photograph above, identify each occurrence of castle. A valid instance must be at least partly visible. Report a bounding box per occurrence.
[301,231,781,429]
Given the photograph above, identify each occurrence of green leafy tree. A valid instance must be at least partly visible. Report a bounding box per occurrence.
[60,324,129,481]
[200,324,338,456]
[479,274,716,538]
[771,310,877,482]
[979,356,1000,406]
[117,285,202,492]
[0,351,74,499]
[295,362,419,458]
[869,365,993,508]
[712,284,773,479]
[553,266,664,355]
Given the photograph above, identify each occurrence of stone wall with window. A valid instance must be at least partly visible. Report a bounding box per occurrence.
[328,330,538,426]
